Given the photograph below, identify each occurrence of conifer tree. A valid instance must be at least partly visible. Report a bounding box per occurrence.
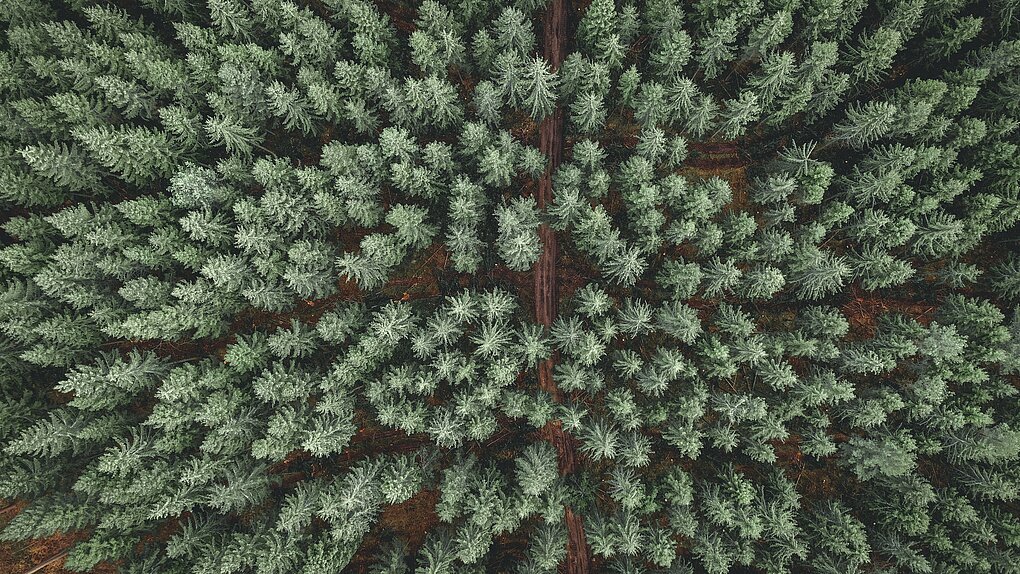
[521,56,559,120]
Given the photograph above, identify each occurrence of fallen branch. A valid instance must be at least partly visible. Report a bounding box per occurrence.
[23,551,68,574]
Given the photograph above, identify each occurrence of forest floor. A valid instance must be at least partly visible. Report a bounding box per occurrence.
[0,500,115,574]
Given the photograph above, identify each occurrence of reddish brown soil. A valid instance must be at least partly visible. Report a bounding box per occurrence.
[686,141,748,169]
[0,501,112,574]
[376,488,440,549]
[842,285,938,339]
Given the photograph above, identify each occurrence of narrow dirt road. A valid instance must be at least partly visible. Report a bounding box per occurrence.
[533,0,591,572]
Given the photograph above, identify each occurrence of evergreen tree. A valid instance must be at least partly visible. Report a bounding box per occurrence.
[696,16,739,80]
[73,125,179,184]
[495,197,543,271]
[577,0,618,57]
[570,91,607,133]
[848,27,902,84]
[521,56,559,120]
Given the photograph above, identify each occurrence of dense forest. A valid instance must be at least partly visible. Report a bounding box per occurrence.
[1,0,1020,572]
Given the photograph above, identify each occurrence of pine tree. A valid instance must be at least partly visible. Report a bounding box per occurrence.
[570,91,607,133]
[716,91,760,139]
[266,80,317,134]
[521,56,559,120]
[515,442,559,497]
[205,114,263,157]
[787,245,850,300]
[744,10,792,57]
[848,247,914,290]
[19,143,103,192]
[73,125,179,184]
[848,27,902,85]
[577,0,618,55]
[651,30,693,79]
[696,16,739,80]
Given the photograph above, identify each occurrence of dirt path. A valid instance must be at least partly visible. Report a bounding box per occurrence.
[534,0,564,399]
[533,0,591,572]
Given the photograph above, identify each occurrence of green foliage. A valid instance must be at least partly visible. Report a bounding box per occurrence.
[515,441,559,497]
[521,57,559,120]
[842,428,918,480]
[74,125,180,184]
[1,2,1020,574]
[577,0,620,61]
[495,196,543,271]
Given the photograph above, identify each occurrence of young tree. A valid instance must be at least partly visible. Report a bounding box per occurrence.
[577,0,618,55]
[73,125,179,184]
[495,197,543,271]
[842,428,918,481]
[696,16,738,80]
[515,442,559,497]
[651,30,693,79]
[521,56,559,120]
[570,91,607,133]
[832,101,898,148]
[744,10,792,57]
[848,27,902,85]
[716,91,760,139]
[848,247,914,290]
